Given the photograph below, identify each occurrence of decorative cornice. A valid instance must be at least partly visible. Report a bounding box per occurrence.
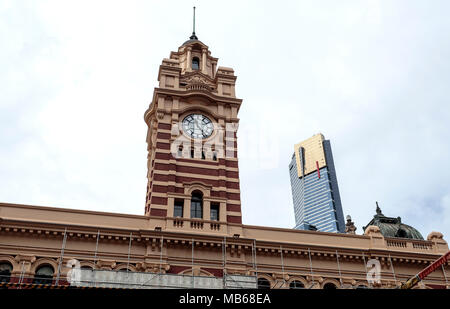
[154,87,242,105]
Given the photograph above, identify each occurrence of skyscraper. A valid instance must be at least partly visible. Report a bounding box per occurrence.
[288,134,345,233]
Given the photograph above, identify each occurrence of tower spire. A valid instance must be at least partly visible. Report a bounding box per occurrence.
[190,6,198,40]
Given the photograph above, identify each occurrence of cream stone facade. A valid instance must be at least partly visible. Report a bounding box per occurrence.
[0,36,449,289]
[0,202,448,288]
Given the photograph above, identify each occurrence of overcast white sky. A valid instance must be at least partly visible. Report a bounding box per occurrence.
[1,0,449,240]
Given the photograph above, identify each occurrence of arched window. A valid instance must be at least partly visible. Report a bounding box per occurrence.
[257,278,271,289]
[33,265,54,285]
[191,190,203,219]
[81,266,93,270]
[0,263,13,284]
[192,57,200,70]
[323,282,337,289]
[289,280,305,289]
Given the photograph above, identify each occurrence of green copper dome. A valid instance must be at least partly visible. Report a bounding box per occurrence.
[363,204,424,240]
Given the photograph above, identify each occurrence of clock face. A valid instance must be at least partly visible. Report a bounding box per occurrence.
[182,114,214,139]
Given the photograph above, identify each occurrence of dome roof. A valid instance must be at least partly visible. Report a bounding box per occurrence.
[182,38,203,46]
[363,205,424,240]
[181,32,210,49]
[182,31,205,47]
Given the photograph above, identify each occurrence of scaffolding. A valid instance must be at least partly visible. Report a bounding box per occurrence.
[53,230,259,289]
[6,225,444,289]
[70,269,257,289]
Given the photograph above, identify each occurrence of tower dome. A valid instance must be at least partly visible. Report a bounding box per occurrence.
[363,203,424,240]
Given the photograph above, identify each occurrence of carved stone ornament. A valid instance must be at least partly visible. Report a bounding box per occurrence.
[364,225,382,236]
[182,74,214,91]
[345,215,357,234]
[427,231,444,241]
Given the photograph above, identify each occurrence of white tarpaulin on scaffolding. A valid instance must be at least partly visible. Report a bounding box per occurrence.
[70,269,257,289]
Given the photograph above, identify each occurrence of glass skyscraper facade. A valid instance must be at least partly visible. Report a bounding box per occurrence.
[288,134,345,233]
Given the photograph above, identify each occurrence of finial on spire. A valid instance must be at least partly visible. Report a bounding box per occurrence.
[190,6,198,40]
[376,201,383,216]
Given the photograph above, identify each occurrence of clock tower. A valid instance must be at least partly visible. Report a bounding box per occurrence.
[144,33,243,229]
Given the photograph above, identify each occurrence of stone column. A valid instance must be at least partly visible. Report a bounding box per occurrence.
[186,47,192,72]
[167,197,174,217]
[219,202,226,223]
[12,255,36,283]
[201,48,207,74]
[183,198,190,218]
[204,200,211,221]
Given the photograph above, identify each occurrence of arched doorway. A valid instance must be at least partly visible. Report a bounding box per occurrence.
[323,282,338,289]
[257,278,271,289]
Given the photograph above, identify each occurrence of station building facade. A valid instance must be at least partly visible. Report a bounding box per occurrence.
[0,35,448,289]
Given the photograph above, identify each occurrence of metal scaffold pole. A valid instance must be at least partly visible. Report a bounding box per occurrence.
[442,264,449,287]
[192,238,194,288]
[18,261,25,288]
[389,254,397,285]
[223,236,227,276]
[222,237,226,288]
[158,235,163,288]
[159,235,163,274]
[93,230,100,288]
[308,248,315,288]
[55,227,68,286]
[253,239,258,276]
[94,230,100,265]
[362,252,372,288]
[280,245,286,287]
[126,232,132,274]
[335,250,343,288]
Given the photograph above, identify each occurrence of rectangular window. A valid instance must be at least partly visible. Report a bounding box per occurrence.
[174,200,184,217]
[210,203,219,221]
